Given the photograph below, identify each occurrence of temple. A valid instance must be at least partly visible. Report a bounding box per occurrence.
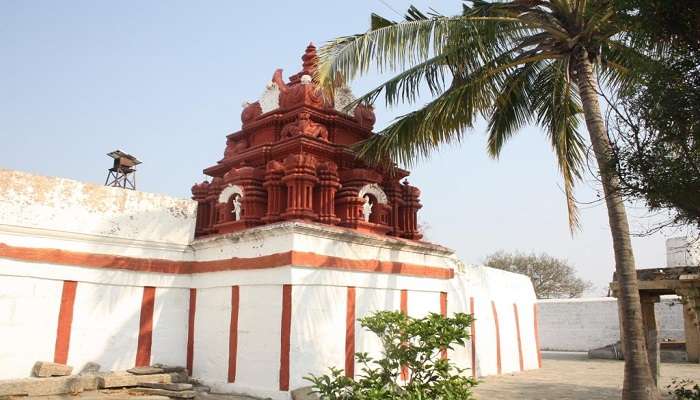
[191,44,422,240]
[0,43,541,400]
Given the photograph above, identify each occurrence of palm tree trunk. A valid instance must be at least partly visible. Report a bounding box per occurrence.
[574,49,659,400]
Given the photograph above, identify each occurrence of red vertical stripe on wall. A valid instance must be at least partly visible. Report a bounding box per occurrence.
[54,280,77,364]
[345,287,356,378]
[400,289,408,314]
[136,287,156,367]
[534,303,542,368]
[400,289,408,381]
[440,292,448,360]
[187,288,196,375]
[491,300,502,375]
[279,284,292,391]
[469,296,477,379]
[228,286,240,383]
[513,303,524,371]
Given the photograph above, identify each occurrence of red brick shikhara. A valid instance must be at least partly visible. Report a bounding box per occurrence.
[191,43,423,240]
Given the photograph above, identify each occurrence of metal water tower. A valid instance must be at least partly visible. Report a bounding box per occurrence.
[105,150,141,190]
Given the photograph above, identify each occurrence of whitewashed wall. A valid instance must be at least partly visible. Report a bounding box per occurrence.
[0,169,540,400]
[447,266,539,376]
[151,287,189,367]
[0,274,191,380]
[0,169,196,246]
[538,297,685,351]
[0,275,62,379]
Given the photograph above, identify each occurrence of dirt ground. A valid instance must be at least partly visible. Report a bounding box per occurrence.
[473,352,700,400]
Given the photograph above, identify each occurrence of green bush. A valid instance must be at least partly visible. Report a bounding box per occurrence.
[668,379,700,400]
[306,311,476,399]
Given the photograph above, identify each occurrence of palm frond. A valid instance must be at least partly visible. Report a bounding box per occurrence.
[531,59,586,231]
[486,61,544,158]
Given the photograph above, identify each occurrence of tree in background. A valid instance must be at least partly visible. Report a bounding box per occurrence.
[484,251,591,299]
[609,0,700,231]
[316,1,664,397]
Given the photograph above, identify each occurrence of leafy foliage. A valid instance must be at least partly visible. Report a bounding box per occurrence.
[306,311,476,400]
[484,251,591,298]
[608,0,700,229]
[667,379,700,400]
[316,1,659,232]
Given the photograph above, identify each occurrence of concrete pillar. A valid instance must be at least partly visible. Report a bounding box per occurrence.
[683,303,700,363]
[640,295,660,385]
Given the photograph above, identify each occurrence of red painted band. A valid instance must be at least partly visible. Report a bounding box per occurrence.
[0,243,453,279]
[136,287,156,367]
[470,296,476,379]
[400,289,408,381]
[228,286,240,383]
[187,288,196,375]
[513,303,524,371]
[345,287,356,378]
[279,284,292,391]
[491,300,502,375]
[534,303,542,368]
[54,280,77,364]
[440,292,448,360]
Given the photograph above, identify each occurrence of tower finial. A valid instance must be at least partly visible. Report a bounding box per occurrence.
[301,43,318,75]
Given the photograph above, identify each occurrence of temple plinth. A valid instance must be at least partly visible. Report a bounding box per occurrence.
[191,43,423,240]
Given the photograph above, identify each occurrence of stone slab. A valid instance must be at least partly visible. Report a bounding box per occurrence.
[152,363,188,373]
[33,361,73,377]
[0,375,96,396]
[130,387,196,398]
[128,366,165,375]
[291,386,319,400]
[141,382,194,391]
[97,372,185,389]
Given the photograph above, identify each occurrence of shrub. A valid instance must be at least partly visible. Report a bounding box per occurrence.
[668,379,700,400]
[306,310,476,399]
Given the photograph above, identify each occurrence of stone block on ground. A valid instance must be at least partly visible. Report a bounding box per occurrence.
[79,362,102,375]
[587,342,624,360]
[33,361,73,377]
[98,372,186,388]
[291,386,319,400]
[128,366,165,375]
[0,375,96,396]
[141,382,194,391]
[130,387,196,398]
[152,363,188,373]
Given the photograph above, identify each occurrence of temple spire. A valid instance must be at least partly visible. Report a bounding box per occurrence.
[301,42,317,75]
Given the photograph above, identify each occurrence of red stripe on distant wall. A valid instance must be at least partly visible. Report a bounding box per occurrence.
[491,300,502,375]
[279,284,292,391]
[470,296,477,379]
[228,286,240,383]
[345,287,356,378]
[513,303,524,371]
[440,292,448,360]
[186,288,196,375]
[400,289,408,381]
[136,287,156,367]
[54,280,77,364]
[534,303,542,368]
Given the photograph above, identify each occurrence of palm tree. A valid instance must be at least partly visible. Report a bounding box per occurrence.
[316,1,659,399]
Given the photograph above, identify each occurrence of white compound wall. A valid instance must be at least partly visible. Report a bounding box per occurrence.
[537,297,685,352]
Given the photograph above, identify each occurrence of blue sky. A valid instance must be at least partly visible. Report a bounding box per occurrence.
[0,0,676,294]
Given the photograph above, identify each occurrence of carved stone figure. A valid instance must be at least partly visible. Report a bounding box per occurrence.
[231,194,242,221]
[281,112,329,141]
[362,195,373,222]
